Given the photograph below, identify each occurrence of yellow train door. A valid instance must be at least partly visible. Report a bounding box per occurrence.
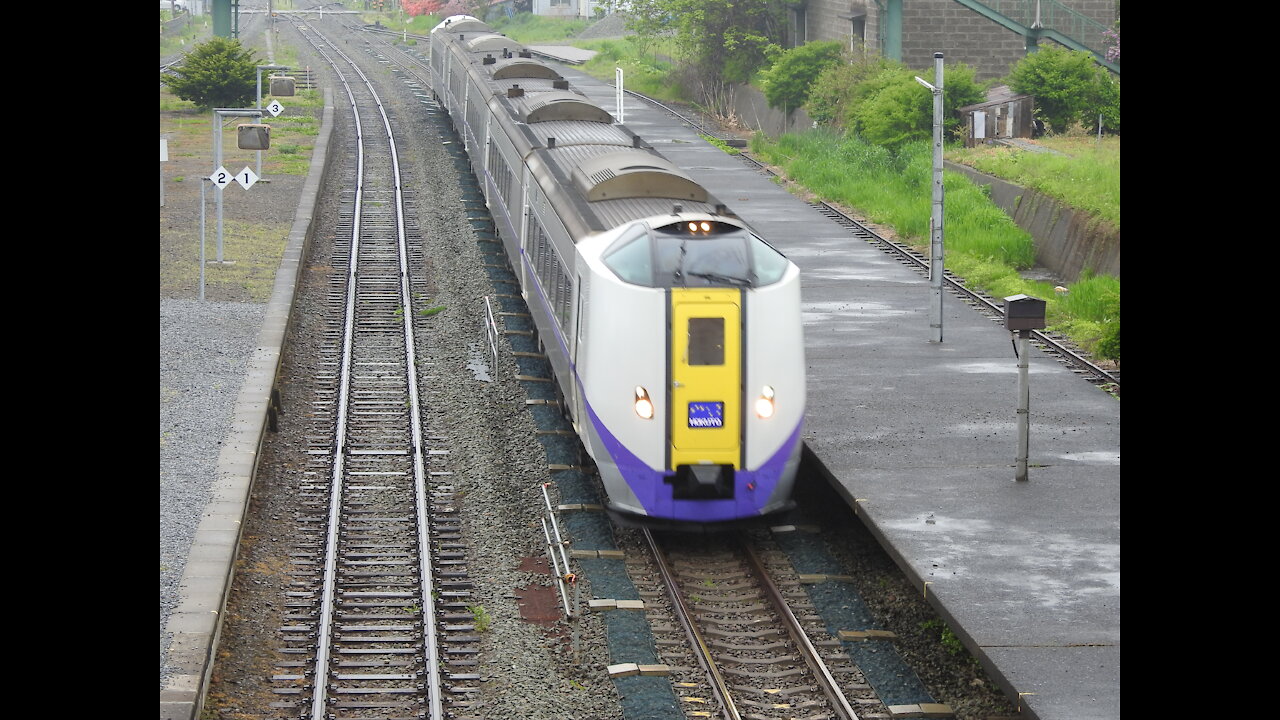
[670,288,742,469]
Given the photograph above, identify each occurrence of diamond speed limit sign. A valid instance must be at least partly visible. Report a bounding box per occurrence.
[209,166,232,189]
[235,166,259,190]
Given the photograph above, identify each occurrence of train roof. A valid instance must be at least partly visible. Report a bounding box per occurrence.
[434,15,490,34]
[438,18,738,236]
[463,33,526,54]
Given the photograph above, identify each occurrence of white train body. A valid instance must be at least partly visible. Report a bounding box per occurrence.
[430,16,805,524]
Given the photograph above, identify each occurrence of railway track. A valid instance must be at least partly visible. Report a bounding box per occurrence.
[274,19,477,720]
[632,529,881,720]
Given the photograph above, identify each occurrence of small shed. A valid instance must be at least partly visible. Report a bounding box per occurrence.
[957,85,1034,147]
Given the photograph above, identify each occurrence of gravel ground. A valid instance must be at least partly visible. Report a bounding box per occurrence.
[159,299,265,690]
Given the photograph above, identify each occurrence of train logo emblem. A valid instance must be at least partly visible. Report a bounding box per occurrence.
[688,402,724,428]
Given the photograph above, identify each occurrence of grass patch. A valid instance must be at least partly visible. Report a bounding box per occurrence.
[488,14,592,43]
[161,80,323,302]
[577,37,687,104]
[947,135,1119,230]
[701,134,740,155]
[359,9,441,34]
[160,218,290,302]
[752,129,1119,361]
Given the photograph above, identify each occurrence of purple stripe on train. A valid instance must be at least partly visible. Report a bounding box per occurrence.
[585,399,803,522]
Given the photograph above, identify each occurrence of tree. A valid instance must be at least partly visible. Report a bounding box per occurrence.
[806,53,903,129]
[1008,45,1115,134]
[851,63,985,148]
[161,37,258,110]
[402,0,443,16]
[760,41,843,115]
[627,0,789,116]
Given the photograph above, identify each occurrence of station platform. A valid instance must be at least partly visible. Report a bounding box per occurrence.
[551,62,1121,720]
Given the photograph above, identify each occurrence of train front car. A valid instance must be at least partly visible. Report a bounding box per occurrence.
[576,215,805,528]
[429,15,805,528]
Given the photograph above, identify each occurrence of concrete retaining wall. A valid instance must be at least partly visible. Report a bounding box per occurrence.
[945,161,1119,282]
[727,83,815,138]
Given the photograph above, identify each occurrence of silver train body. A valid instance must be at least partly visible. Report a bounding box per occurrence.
[429,16,805,525]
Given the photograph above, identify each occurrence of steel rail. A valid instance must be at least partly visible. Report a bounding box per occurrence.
[740,537,860,720]
[642,529,741,720]
[298,19,444,720]
[307,28,364,720]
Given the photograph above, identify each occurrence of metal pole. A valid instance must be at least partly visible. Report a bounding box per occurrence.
[256,68,263,177]
[928,53,945,342]
[615,67,624,123]
[211,107,265,264]
[200,178,207,301]
[1015,330,1030,481]
[213,108,224,263]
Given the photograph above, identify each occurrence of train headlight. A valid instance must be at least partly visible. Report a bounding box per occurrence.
[634,386,655,420]
[754,386,775,419]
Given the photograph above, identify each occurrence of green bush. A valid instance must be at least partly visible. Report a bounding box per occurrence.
[1008,45,1119,134]
[759,41,844,114]
[806,54,902,128]
[1096,322,1119,361]
[851,63,985,148]
[161,37,258,110]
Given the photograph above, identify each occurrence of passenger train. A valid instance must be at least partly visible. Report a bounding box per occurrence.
[429,16,806,526]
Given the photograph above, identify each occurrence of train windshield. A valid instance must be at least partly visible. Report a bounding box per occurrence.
[603,221,790,289]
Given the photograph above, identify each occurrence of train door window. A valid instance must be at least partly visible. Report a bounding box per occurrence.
[687,318,725,366]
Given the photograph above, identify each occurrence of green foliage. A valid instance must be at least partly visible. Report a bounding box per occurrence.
[1096,321,1119,361]
[806,57,983,146]
[1008,45,1118,134]
[701,134,740,155]
[750,130,1120,358]
[624,0,788,110]
[806,53,902,127]
[760,41,844,114]
[1093,70,1120,133]
[489,13,590,43]
[468,604,492,632]
[161,37,258,110]
[920,619,965,656]
[579,38,685,103]
[852,63,985,148]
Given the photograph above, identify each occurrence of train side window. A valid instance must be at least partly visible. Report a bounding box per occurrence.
[603,223,653,286]
[687,318,725,366]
